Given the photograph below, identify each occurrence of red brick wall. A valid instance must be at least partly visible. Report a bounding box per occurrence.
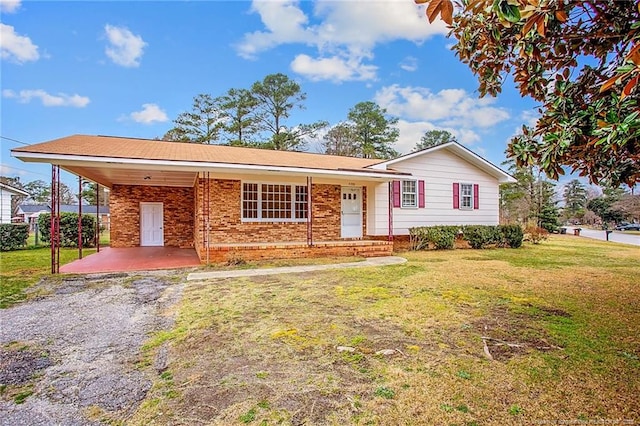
[110,185,194,248]
[194,178,366,257]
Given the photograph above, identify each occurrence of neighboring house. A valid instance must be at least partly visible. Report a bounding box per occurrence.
[12,135,515,262]
[0,182,29,224]
[16,204,111,231]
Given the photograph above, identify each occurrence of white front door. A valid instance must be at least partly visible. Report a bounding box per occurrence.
[140,202,164,246]
[341,186,362,238]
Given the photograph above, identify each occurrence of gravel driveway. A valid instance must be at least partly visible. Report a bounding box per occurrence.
[0,272,185,425]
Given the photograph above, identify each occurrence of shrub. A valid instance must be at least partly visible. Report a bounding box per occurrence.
[38,213,97,248]
[524,226,549,244]
[0,223,29,251]
[409,227,429,250]
[426,226,458,250]
[463,225,501,249]
[499,224,523,248]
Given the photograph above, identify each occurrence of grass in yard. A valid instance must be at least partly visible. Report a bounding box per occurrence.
[0,246,95,308]
[124,237,640,423]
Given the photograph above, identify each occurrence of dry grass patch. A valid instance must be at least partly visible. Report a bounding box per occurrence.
[131,236,640,425]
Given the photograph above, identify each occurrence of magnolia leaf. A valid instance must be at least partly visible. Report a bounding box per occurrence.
[440,0,454,24]
[426,0,444,23]
[600,74,620,93]
[521,15,537,35]
[536,15,546,37]
[415,0,429,3]
[555,9,568,22]
[621,74,639,99]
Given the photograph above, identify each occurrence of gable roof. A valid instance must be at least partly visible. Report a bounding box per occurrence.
[371,142,516,184]
[0,182,30,196]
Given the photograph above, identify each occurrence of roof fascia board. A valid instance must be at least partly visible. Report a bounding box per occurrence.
[14,151,407,181]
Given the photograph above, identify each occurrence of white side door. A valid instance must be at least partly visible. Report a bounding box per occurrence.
[341,187,362,238]
[140,202,164,246]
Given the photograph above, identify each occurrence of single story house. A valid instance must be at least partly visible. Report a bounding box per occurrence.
[12,135,515,262]
[0,182,29,224]
[16,204,110,232]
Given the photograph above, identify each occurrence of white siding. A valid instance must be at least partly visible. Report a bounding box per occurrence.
[0,190,13,224]
[367,149,501,236]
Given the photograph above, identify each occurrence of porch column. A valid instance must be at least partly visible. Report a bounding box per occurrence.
[96,183,100,252]
[306,176,313,246]
[51,165,60,274]
[388,181,393,242]
[78,176,82,259]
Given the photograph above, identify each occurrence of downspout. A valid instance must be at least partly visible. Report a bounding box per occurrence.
[307,176,313,247]
[51,165,60,274]
[388,181,393,242]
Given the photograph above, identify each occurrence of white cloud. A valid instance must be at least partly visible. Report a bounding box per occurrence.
[394,120,481,154]
[3,89,90,107]
[0,23,39,63]
[399,56,418,72]
[291,53,377,82]
[375,84,510,128]
[236,0,446,82]
[129,103,168,124]
[0,0,21,13]
[104,24,147,67]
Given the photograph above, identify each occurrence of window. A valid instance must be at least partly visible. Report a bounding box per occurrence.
[242,182,308,221]
[460,183,473,209]
[401,180,417,208]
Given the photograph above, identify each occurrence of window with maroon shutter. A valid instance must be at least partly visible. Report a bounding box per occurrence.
[453,183,460,209]
[392,180,401,208]
[473,184,479,210]
[418,180,425,208]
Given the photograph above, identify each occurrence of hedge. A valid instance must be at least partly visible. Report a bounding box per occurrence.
[38,213,97,248]
[0,223,29,251]
[409,224,523,250]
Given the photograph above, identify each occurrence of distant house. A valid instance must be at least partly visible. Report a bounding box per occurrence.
[16,204,110,231]
[13,134,515,262]
[0,182,29,224]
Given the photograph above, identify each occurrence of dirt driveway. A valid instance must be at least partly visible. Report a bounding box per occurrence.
[0,272,185,425]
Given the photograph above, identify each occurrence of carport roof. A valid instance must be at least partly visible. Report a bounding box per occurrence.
[12,134,408,187]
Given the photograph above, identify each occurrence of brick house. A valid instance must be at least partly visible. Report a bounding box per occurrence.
[12,135,515,262]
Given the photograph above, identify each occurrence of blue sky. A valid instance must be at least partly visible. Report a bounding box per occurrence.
[1,0,539,189]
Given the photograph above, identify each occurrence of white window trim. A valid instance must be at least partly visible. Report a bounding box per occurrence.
[401,180,418,209]
[459,182,474,210]
[241,181,308,223]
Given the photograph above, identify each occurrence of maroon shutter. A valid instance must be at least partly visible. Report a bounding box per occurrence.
[392,180,401,208]
[473,184,479,210]
[453,183,460,209]
[418,180,425,208]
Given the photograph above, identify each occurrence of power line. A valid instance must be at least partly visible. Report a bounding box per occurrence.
[0,135,30,146]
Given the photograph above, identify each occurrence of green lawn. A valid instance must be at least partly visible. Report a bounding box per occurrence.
[0,246,96,308]
[129,236,640,425]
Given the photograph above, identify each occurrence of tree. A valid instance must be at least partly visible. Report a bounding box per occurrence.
[347,101,399,159]
[163,94,226,144]
[499,159,559,231]
[81,182,110,207]
[420,0,639,187]
[219,88,260,146]
[321,123,359,157]
[413,129,456,151]
[563,179,587,220]
[23,179,75,205]
[0,176,27,215]
[251,73,327,151]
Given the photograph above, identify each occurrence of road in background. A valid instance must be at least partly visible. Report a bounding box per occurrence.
[576,228,640,246]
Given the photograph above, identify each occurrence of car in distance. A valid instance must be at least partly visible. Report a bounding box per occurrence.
[615,223,640,231]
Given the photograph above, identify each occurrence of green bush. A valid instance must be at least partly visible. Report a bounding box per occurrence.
[0,223,29,251]
[410,224,523,250]
[463,225,501,249]
[499,224,523,248]
[38,213,97,248]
